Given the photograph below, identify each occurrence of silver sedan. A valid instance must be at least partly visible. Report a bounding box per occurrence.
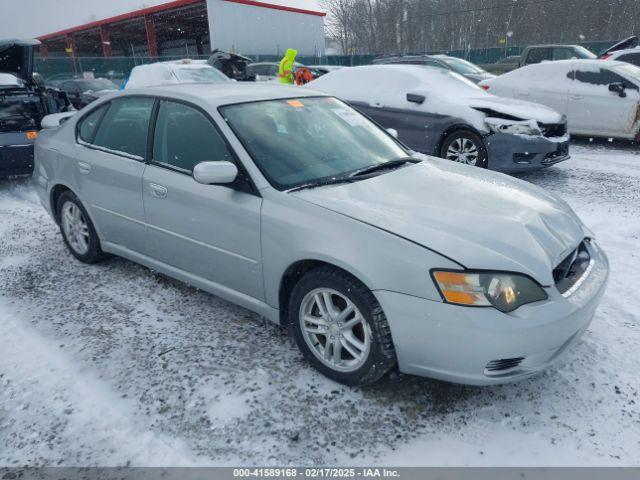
[33,84,609,386]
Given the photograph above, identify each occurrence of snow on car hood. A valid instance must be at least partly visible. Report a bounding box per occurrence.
[293,159,586,285]
[468,95,564,124]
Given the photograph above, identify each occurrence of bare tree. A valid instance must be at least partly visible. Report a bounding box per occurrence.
[323,0,640,55]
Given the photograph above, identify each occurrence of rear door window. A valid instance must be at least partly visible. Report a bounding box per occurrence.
[574,68,635,89]
[92,97,155,159]
[525,48,552,65]
[618,53,640,67]
[553,48,577,60]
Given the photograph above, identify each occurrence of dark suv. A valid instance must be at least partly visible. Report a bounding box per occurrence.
[1,39,72,177]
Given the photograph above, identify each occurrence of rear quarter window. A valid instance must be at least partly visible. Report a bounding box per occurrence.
[77,104,109,143]
[618,53,640,67]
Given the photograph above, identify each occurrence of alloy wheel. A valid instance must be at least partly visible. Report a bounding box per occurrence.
[299,288,371,372]
[446,137,479,165]
[61,201,90,255]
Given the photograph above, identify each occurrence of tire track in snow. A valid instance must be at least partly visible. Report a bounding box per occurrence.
[0,303,203,466]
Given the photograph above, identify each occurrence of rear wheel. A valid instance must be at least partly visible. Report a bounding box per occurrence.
[289,266,396,386]
[57,191,104,263]
[441,130,488,168]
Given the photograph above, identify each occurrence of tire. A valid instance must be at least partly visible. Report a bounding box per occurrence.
[440,129,488,168]
[57,191,104,263]
[288,266,396,386]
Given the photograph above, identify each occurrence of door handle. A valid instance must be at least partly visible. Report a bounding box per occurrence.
[78,161,91,174]
[570,94,583,100]
[148,183,167,199]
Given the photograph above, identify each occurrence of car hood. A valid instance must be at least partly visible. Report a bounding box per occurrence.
[293,160,587,285]
[469,95,564,124]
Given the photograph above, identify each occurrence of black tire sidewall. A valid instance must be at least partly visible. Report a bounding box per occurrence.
[57,191,103,263]
[441,129,488,168]
[288,267,396,386]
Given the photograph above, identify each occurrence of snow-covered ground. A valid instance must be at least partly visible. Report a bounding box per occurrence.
[1,140,639,467]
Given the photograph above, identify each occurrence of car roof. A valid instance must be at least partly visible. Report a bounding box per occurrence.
[526,44,584,48]
[523,59,625,68]
[122,82,326,107]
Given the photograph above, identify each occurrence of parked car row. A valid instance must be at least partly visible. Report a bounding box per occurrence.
[1,34,614,387]
[308,65,570,173]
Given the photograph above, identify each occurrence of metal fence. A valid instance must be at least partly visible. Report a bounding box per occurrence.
[34,40,616,83]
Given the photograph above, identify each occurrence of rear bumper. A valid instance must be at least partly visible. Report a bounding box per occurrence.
[485,132,570,173]
[0,132,35,177]
[375,241,609,385]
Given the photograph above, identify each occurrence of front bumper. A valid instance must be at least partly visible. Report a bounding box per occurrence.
[0,132,35,177]
[485,132,570,174]
[375,242,609,385]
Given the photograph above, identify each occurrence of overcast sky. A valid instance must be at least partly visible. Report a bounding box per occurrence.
[2,0,323,38]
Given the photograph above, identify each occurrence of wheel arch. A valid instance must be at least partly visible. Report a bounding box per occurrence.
[278,259,370,327]
[437,124,489,164]
[49,183,76,224]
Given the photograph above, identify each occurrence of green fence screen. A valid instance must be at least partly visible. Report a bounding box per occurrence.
[35,40,616,83]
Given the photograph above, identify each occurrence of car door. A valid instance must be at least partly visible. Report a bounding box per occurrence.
[142,99,263,299]
[513,62,571,115]
[348,101,445,156]
[568,66,640,136]
[74,96,155,253]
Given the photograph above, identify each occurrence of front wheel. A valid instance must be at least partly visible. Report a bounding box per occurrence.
[441,130,488,168]
[289,266,396,386]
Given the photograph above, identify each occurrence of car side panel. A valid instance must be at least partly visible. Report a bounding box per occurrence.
[348,101,460,156]
[259,189,461,315]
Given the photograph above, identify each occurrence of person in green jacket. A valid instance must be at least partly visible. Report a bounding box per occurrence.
[278,48,298,84]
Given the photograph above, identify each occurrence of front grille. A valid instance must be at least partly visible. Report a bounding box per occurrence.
[538,122,567,138]
[485,357,525,373]
[553,240,592,295]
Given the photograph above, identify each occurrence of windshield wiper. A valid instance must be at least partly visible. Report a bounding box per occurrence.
[349,157,419,178]
[287,176,360,193]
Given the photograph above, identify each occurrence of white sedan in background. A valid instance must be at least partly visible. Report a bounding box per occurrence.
[480,59,640,140]
[124,59,230,89]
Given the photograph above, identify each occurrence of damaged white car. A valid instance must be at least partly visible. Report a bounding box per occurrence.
[308,64,570,173]
[480,59,640,141]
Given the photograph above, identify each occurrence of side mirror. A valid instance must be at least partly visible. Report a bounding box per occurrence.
[193,161,238,185]
[407,93,426,104]
[609,82,627,98]
[386,128,399,139]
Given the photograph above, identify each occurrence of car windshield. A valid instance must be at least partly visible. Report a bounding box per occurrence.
[614,63,640,84]
[174,67,230,83]
[439,57,486,74]
[221,97,409,190]
[0,91,43,132]
[76,79,118,91]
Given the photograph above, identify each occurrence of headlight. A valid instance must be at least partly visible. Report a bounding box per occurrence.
[485,117,542,136]
[431,270,548,313]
